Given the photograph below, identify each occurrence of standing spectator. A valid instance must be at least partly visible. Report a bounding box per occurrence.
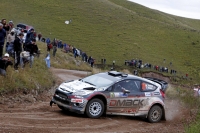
[25,28,34,44]
[0,53,13,76]
[20,51,30,68]
[85,54,88,63]
[88,56,91,64]
[45,52,50,68]
[91,57,94,67]
[46,38,50,45]
[113,60,115,67]
[73,47,77,58]
[46,38,51,51]
[8,20,14,31]
[41,37,46,42]
[33,32,37,39]
[170,62,172,66]
[198,85,200,97]
[133,70,138,75]
[6,30,15,52]
[0,23,6,59]
[82,52,86,61]
[63,43,66,49]
[1,19,10,37]
[14,33,24,70]
[26,38,38,68]
[52,38,57,57]
[38,32,42,41]
[57,40,61,48]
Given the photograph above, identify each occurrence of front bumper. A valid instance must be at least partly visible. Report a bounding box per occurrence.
[50,95,87,114]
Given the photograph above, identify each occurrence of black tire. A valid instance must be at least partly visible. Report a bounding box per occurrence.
[85,98,104,118]
[57,105,65,110]
[147,105,163,123]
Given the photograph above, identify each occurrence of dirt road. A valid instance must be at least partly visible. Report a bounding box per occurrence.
[0,68,191,133]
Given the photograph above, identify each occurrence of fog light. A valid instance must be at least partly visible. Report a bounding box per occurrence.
[74,103,80,106]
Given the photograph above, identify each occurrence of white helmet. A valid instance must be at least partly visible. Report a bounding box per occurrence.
[4,53,9,57]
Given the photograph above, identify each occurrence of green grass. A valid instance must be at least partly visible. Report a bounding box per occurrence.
[186,112,200,133]
[0,41,92,94]
[166,85,200,132]
[0,44,55,93]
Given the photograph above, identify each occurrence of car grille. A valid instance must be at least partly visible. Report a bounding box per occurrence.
[57,92,68,99]
[54,96,70,105]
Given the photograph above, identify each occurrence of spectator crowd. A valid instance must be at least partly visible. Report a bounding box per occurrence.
[0,18,189,81]
[125,58,177,76]
[0,18,97,77]
[0,18,39,76]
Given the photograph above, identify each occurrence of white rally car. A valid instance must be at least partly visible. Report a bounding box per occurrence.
[50,71,167,123]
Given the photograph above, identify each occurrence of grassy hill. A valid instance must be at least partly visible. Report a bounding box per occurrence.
[1,0,200,82]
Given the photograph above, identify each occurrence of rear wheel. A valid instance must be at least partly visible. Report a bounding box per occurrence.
[85,98,104,118]
[147,105,163,123]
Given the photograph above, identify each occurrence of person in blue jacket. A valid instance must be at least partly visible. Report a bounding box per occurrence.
[25,28,34,43]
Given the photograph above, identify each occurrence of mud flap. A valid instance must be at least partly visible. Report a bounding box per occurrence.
[50,100,56,107]
[162,108,166,121]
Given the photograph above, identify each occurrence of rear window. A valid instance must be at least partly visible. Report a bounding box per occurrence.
[141,82,157,91]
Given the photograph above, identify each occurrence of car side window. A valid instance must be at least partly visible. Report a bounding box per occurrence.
[113,81,126,92]
[125,80,141,92]
[106,86,113,91]
[113,80,141,92]
[141,82,157,91]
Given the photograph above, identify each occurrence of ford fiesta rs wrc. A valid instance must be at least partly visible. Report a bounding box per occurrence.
[50,71,167,123]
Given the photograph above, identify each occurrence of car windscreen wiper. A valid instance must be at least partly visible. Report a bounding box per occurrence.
[84,81,96,86]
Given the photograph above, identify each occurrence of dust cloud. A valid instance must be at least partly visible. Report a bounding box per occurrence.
[165,84,184,121]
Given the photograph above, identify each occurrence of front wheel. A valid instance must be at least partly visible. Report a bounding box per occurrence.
[57,105,65,110]
[147,105,163,123]
[85,98,104,118]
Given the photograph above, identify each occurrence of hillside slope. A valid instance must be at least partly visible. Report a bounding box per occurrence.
[0,0,200,80]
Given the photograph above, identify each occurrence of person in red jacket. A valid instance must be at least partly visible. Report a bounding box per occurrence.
[38,32,42,41]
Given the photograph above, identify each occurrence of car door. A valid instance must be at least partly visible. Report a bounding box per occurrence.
[107,80,131,114]
[125,79,146,114]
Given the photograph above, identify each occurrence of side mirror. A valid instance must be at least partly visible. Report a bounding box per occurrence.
[123,89,130,94]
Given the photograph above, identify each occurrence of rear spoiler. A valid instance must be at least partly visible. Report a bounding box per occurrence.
[144,77,168,92]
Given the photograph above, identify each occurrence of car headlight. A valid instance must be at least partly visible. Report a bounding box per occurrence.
[74,95,84,99]
[72,91,86,96]
[95,87,106,91]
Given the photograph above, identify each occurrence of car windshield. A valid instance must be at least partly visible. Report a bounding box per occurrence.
[82,74,115,87]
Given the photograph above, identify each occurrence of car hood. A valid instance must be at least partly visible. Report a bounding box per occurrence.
[59,80,96,93]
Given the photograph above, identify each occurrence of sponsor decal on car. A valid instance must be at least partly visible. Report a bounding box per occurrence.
[145,92,151,97]
[109,99,149,107]
[120,108,138,113]
[110,92,128,98]
[153,92,160,96]
[71,98,84,103]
